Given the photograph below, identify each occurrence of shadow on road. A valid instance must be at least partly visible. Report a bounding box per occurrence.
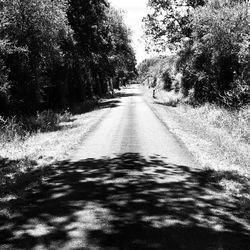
[154,100,178,108]
[116,91,141,98]
[70,99,122,115]
[1,153,250,249]
[98,99,121,109]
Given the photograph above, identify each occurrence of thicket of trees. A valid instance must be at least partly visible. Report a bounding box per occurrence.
[142,0,250,108]
[0,0,137,116]
[137,56,175,90]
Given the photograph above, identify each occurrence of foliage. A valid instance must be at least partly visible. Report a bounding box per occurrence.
[137,56,175,89]
[107,7,137,87]
[0,0,137,116]
[142,0,250,108]
[143,0,205,52]
[0,0,72,113]
[0,109,74,143]
[0,57,10,115]
[0,115,26,142]
[178,0,250,105]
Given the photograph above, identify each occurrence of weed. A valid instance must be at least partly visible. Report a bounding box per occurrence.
[0,110,73,144]
[190,104,250,144]
[59,109,72,123]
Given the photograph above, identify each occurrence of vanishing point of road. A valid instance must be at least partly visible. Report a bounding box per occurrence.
[1,86,250,249]
[72,86,195,166]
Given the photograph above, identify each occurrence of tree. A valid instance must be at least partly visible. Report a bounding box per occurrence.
[143,0,205,52]
[106,8,137,88]
[0,0,71,113]
[142,0,250,107]
[67,1,137,94]
[67,0,111,97]
[177,0,250,105]
[0,0,137,115]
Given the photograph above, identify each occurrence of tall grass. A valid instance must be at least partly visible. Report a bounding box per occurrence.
[188,104,250,144]
[0,110,72,144]
[156,89,250,144]
[153,88,250,171]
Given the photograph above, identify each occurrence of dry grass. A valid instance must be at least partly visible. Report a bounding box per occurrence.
[144,87,250,213]
[0,108,109,197]
[175,103,250,170]
[0,110,72,144]
[191,104,250,143]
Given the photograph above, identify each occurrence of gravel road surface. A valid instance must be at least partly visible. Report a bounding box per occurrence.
[72,86,195,166]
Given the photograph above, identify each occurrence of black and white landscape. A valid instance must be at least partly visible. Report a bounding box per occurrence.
[0,0,250,249]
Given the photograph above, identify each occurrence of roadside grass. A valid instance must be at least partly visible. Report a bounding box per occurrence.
[153,89,250,169]
[144,87,250,215]
[0,109,72,143]
[202,167,250,219]
[154,89,182,107]
[0,100,111,198]
[0,110,71,195]
[176,103,250,170]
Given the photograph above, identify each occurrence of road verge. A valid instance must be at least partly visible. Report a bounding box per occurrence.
[142,86,250,217]
[0,101,113,200]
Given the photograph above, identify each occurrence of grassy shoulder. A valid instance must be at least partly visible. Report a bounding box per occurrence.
[0,100,112,198]
[143,86,250,216]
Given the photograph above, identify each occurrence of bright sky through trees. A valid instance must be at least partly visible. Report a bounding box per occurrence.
[108,0,149,63]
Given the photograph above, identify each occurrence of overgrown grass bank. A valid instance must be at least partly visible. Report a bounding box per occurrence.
[144,87,250,215]
[0,100,108,197]
[0,110,72,143]
[153,89,250,171]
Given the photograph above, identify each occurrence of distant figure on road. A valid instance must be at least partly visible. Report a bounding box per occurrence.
[153,89,156,98]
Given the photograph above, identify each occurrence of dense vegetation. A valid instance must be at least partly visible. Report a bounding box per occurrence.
[141,0,250,108]
[0,0,137,116]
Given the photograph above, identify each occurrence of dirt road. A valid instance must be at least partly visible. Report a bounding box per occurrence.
[1,86,250,249]
[72,86,195,166]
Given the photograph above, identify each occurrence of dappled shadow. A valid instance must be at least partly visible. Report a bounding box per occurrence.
[116,91,141,98]
[0,158,38,197]
[1,153,250,249]
[0,157,9,169]
[70,98,121,115]
[97,99,121,109]
[56,122,78,131]
[57,100,121,131]
[154,100,178,107]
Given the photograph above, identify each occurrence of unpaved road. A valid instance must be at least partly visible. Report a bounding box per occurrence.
[72,86,195,166]
[1,86,250,249]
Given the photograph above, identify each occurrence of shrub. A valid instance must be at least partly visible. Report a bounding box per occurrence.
[0,110,73,143]
[222,80,250,109]
[58,109,72,123]
[175,0,250,107]
[33,111,60,132]
[0,116,27,142]
[0,58,11,116]
[162,71,172,91]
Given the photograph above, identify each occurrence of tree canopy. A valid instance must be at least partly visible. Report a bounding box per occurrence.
[0,0,137,115]
[143,0,205,51]
[142,0,250,107]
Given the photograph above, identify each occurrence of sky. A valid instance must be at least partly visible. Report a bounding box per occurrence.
[108,0,151,64]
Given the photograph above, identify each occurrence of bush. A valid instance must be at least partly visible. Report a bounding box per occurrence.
[175,0,250,107]
[0,110,73,143]
[194,103,250,143]
[0,58,11,116]
[221,80,250,109]
[0,116,26,142]
[32,111,60,132]
[162,71,172,91]
[58,109,72,123]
